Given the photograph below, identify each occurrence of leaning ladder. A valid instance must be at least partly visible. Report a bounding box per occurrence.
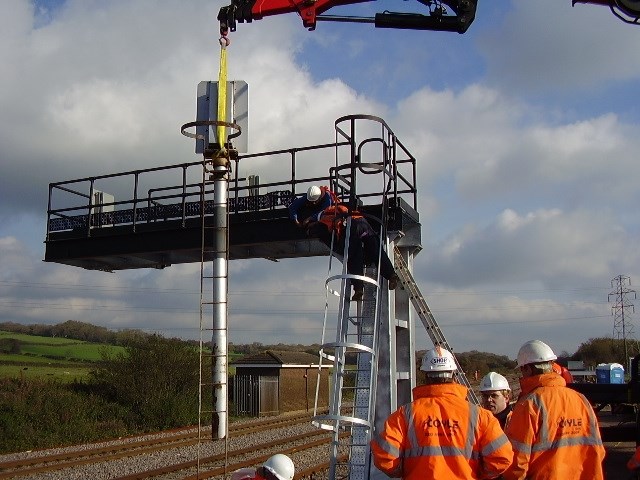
[393,247,479,405]
[313,218,387,480]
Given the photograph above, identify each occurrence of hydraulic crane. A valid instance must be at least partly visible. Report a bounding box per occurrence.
[218,0,640,36]
[219,0,478,33]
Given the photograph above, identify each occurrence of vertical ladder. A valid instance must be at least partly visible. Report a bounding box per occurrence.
[197,160,230,472]
[313,218,388,480]
[393,247,479,404]
[197,163,214,471]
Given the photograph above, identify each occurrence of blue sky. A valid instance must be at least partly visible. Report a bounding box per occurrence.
[1,0,640,359]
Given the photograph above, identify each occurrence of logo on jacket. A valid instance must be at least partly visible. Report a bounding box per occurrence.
[422,415,460,436]
[557,417,582,428]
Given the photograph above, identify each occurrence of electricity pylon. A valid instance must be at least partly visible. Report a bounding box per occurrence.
[608,275,639,366]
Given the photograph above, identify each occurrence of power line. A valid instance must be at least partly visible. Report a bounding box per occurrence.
[0,279,614,296]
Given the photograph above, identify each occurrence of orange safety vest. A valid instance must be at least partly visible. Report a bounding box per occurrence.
[318,203,363,239]
[552,362,574,384]
[370,382,513,480]
[503,373,605,480]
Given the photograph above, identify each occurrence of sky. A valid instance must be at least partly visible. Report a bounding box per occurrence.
[1,0,640,360]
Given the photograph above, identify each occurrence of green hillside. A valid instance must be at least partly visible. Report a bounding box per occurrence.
[0,330,124,382]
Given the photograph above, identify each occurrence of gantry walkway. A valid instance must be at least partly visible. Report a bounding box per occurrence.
[44,116,420,271]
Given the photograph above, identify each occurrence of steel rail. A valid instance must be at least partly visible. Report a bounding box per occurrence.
[0,412,321,479]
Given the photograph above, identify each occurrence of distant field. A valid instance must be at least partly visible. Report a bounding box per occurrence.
[0,330,124,381]
[0,364,92,381]
[0,330,239,380]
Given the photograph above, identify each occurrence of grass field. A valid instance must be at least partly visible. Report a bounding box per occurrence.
[0,330,239,381]
[0,330,124,381]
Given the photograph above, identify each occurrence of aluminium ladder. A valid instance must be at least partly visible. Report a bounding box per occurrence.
[393,246,479,405]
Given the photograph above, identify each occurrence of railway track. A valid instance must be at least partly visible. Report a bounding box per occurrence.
[0,412,337,480]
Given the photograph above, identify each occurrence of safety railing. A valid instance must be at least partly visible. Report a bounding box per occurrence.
[46,115,418,239]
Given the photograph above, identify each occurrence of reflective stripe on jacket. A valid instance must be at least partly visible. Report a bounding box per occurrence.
[503,372,605,480]
[370,382,513,479]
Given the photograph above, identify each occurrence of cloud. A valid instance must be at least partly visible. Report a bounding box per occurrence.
[1,0,640,359]
[477,0,640,93]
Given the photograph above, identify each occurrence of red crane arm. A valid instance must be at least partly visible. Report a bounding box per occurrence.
[218,0,478,34]
[251,0,369,26]
[217,1,639,38]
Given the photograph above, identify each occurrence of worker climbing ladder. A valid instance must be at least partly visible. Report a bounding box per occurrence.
[393,246,479,404]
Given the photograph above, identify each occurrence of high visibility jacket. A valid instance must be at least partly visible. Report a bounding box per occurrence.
[318,204,348,236]
[628,446,640,471]
[552,362,574,384]
[370,382,513,479]
[495,402,513,430]
[318,203,364,239]
[503,373,605,480]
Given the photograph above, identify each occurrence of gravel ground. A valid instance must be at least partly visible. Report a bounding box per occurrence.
[2,405,636,479]
[0,413,330,480]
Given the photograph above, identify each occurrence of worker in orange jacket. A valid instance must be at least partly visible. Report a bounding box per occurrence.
[311,202,399,300]
[503,340,605,480]
[552,361,574,384]
[370,347,513,479]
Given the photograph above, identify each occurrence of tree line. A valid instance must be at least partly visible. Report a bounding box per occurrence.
[2,320,638,454]
[3,319,638,370]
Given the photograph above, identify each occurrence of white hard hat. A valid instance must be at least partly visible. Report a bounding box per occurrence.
[479,372,511,392]
[516,339,557,367]
[420,346,458,375]
[306,185,322,202]
[263,454,295,480]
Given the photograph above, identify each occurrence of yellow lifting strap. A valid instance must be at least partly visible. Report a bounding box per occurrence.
[217,37,229,152]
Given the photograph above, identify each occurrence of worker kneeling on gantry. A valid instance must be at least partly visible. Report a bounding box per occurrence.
[289,185,399,300]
